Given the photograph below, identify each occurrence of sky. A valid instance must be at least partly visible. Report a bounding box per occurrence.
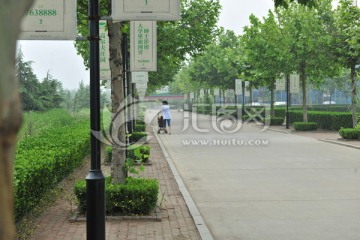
[17,0,274,90]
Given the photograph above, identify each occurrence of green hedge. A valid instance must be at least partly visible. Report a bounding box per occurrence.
[293,122,318,131]
[129,132,148,143]
[288,111,352,130]
[127,145,150,163]
[14,120,90,220]
[265,117,284,126]
[74,177,159,215]
[134,124,146,132]
[339,128,360,139]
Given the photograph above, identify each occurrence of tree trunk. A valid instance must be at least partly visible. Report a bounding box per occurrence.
[0,1,34,239]
[300,61,308,122]
[108,21,126,184]
[350,64,357,128]
[270,87,275,117]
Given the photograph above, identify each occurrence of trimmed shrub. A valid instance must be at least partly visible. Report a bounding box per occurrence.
[74,177,159,215]
[293,122,318,131]
[136,119,145,125]
[339,128,360,139]
[134,124,146,132]
[129,132,148,143]
[265,117,284,126]
[14,120,90,220]
[289,110,352,130]
[105,146,112,163]
[127,145,150,163]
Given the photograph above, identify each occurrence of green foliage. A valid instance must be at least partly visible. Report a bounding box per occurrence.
[105,146,112,164]
[134,124,146,132]
[339,128,360,139]
[129,132,148,144]
[265,117,285,126]
[74,177,159,215]
[289,110,353,130]
[14,120,90,220]
[188,30,242,91]
[16,49,64,111]
[18,109,76,140]
[127,145,151,163]
[293,122,318,131]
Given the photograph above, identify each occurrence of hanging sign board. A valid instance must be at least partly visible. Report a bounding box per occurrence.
[214,88,220,96]
[99,21,111,80]
[131,72,149,83]
[245,81,250,97]
[20,0,77,40]
[112,0,180,21]
[235,79,242,95]
[135,81,148,89]
[276,77,286,91]
[290,74,300,94]
[130,21,157,72]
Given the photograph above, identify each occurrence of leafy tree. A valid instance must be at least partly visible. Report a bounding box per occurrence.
[275,1,338,121]
[74,81,90,110]
[334,0,360,127]
[188,29,242,92]
[16,48,43,111]
[274,0,318,8]
[242,12,288,116]
[75,0,221,183]
[39,72,64,109]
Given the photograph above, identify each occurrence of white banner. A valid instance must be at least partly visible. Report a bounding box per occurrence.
[235,79,242,94]
[190,92,194,99]
[276,77,286,91]
[130,21,157,71]
[131,72,149,83]
[99,21,111,80]
[135,81,148,89]
[20,0,77,40]
[290,74,300,94]
[112,0,180,21]
[200,89,204,98]
[245,81,250,97]
[214,88,220,96]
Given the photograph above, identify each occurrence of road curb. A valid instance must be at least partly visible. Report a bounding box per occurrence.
[153,128,214,240]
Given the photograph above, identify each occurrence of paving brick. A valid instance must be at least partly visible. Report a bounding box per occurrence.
[27,126,201,240]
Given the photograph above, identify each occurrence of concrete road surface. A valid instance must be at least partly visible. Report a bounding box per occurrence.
[156,110,360,240]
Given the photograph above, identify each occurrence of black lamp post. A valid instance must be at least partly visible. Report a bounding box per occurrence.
[86,0,105,239]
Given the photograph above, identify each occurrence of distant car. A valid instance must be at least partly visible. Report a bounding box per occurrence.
[246,102,262,106]
[323,101,336,105]
[274,101,287,106]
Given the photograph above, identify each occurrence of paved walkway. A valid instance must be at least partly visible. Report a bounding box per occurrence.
[157,111,360,240]
[27,127,201,240]
[25,110,360,240]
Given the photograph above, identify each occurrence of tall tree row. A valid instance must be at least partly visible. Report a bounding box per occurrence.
[75,0,221,184]
[17,49,64,111]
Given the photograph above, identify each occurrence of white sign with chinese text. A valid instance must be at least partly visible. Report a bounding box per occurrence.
[276,77,286,91]
[20,0,77,40]
[245,81,250,97]
[290,74,300,94]
[130,21,157,72]
[135,81,148,89]
[112,0,180,21]
[131,72,149,83]
[190,92,194,99]
[235,79,242,95]
[99,21,111,80]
